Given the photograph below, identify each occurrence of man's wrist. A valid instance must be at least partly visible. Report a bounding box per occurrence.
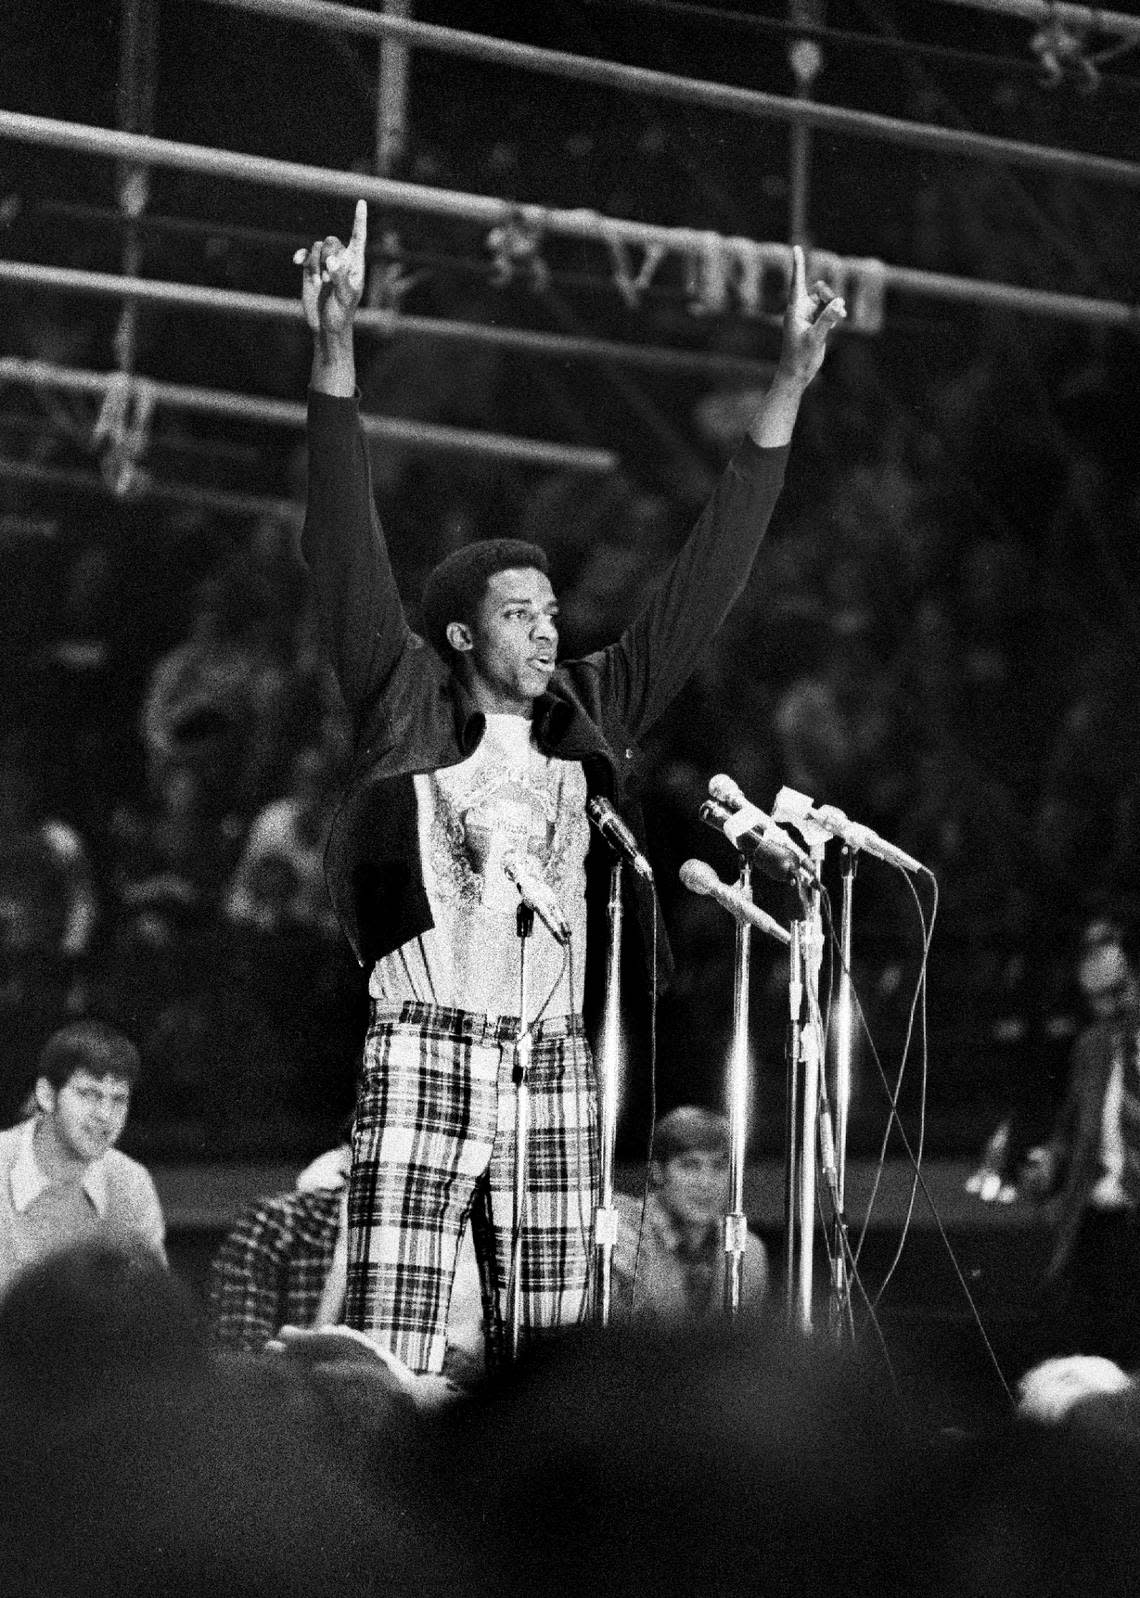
[769,366,811,402]
[747,368,808,447]
[310,330,356,397]
[316,326,354,357]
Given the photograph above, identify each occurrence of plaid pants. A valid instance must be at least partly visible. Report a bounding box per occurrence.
[346,1001,599,1374]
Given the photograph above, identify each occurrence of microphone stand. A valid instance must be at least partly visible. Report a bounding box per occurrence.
[826,846,857,1341]
[785,827,827,1335]
[783,896,804,1335]
[723,858,752,1316]
[507,901,535,1363]
[593,859,623,1327]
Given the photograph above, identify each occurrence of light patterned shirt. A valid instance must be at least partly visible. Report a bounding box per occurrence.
[371,714,589,1019]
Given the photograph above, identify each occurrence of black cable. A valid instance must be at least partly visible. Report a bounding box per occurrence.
[867,869,932,1310]
[829,867,1015,1410]
[835,1193,903,1399]
[849,874,934,1275]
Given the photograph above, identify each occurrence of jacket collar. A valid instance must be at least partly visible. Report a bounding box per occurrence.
[10,1118,108,1217]
[450,678,595,764]
[532,691,574,751]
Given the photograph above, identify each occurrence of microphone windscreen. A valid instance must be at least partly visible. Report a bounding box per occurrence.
[708,773,744,810]
[679,858,717,897]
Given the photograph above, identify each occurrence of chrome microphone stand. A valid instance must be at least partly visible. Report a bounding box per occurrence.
[724,858,753,1316]
[826,846,857,1341]
[772,787,860,1339]
[593,859,623,1326]
[784,824,827,1335]
[783,897,805,1334]
[507,901,535,1363]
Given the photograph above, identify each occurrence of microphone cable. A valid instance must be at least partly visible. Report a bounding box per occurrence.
[822,871,1016,1412]
[845,872,935,1289]
[806,879,929,1398]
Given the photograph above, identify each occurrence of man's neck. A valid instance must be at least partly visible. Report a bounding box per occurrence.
[32,1118,89,1186]
[468,686,535,720]
[658,1203,717,1256]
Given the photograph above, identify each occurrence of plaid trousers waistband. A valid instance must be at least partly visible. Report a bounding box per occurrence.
[370,1000,586,1049]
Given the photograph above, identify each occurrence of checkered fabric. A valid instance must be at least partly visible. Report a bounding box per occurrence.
[208,1187,343,1353]
[346,1001,598,1375]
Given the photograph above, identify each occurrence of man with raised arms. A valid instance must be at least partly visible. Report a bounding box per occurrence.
[299,200,842,1375]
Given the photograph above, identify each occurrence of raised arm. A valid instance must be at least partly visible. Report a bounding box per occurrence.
[297,202,415,720]
[595,246,844,735]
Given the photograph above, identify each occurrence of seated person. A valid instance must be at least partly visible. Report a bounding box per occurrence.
[614,1105,768,1325]
[209,1145,484,1379]
[0,1019,165,1299]
[208,1184,346,1355]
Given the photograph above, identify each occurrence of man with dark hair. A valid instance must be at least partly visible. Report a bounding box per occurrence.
[420,537,549,663]
[0,1019,164,1298]
[614,1105,768,1324]
[299,200,842,1375]
[1022,912,1140,1363]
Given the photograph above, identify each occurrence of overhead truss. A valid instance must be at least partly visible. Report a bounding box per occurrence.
[1,0,1138,513]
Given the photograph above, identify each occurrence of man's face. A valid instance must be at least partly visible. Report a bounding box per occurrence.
[1079,943,1140,1027]
[451,567,559,716]
[38,1070,132,1166]
[654,1147,729,1233]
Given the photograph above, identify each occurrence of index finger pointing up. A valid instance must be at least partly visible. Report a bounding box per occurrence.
[347,199,368,266]
[789,242,806,305]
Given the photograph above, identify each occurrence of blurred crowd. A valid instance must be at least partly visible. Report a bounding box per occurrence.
[8,1233,1140,1597]
[0,484,369,1148]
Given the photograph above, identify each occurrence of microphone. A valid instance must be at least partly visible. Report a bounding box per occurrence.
[587,796,653,881]
[501,851,571,944]
[679,859,791,946]
[699,801,799,884]
[708,774,815,874]
[772,786,924,875]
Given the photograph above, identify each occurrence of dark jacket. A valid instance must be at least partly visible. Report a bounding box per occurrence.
[301,391,789,982]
